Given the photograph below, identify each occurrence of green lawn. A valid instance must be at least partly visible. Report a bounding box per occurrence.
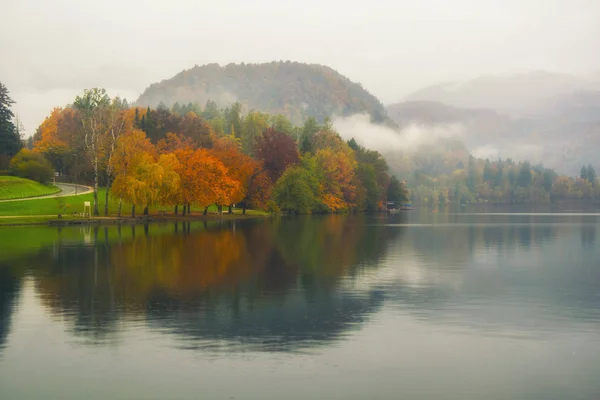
[0,187,268,219]
[0,176,60,200]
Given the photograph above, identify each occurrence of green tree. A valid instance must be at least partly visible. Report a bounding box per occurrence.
[299,117,320,154]
[202,100,220,120]
[241,111,269,155]
[517,162,532,187]
[467,155,477,192]
[387,176,408,205]
[543,169,555,192]
[225,102,243,138]
[483,160,493,182]
[0,82,22,169]
[357,163,379,211]
[587,165,597,187]
[9,149,54,184]
[270,114,294,137]
[581,166,589,181]
[273,166,315,213]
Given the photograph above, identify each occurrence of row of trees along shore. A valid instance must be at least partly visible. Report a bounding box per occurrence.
[407,155,600,206]
[27,88,407,216]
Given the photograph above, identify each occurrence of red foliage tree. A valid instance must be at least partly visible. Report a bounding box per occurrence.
[254,127,299,183]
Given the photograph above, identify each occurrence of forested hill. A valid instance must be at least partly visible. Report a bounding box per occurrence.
[135,62,390,125]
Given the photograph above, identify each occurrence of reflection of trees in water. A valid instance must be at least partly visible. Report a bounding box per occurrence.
[386,217,600,337]
[0,267,21,355]
[34,246,121,344]
[403,214,561,268]
[27,216,399,350]
[581,225,596,248]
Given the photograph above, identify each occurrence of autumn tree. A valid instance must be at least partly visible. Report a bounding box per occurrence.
[211,138,257,213]
[111,129,156,217]
[179,112,213,148]
[254,127,300,183]
[156,132,195,154]
[173,147,238,215]
[314,148,357,211]
[241,165,272,213]
[33,108,71,174]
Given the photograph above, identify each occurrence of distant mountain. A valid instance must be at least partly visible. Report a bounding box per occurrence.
[135,61,390,125]
[404,71,598,113]
[387,91,600,176]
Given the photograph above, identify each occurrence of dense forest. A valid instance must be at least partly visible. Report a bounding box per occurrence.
[388,140,600,205]
[135,62,391,125]
[28,88,407,216]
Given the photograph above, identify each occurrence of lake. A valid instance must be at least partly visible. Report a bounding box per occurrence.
[1,210,600,399]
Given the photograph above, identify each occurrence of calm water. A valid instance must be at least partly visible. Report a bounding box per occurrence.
[1,211,600,399]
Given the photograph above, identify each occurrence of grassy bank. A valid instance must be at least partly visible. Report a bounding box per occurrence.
[0,187,268,226]
[0,176,60,200]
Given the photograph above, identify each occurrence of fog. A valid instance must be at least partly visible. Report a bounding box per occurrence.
[333,114,464,153]
[3,0,600,135]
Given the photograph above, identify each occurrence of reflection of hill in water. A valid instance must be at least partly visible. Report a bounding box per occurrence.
[25,216,400,351]
[146,288,385,352]
[0,268,20,355]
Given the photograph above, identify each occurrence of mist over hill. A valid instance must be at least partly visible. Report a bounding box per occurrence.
[135,62,390,125]
[390,71,600,176]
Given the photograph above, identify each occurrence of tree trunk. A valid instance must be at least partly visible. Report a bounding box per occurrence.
[203,206,208,216]
[143,206,148,216]
[228,205,233,214]
[217,205,222,214]
[118,198,122,218]
[187,203,191,214]
[104,179,111,216]
[131,204,136,218]
[243,206,247,215]
[174,205,178,215]
[182,204,187,216]
[93,157,99,216]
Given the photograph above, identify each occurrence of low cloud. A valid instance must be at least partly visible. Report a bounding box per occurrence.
[332,113,464,153]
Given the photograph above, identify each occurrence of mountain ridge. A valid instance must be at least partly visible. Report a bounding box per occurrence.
[135,61,390,125]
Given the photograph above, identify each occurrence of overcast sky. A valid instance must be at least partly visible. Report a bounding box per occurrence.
[2,0,600,136]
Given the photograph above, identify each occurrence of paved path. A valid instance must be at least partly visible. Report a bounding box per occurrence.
[0,183,93,203]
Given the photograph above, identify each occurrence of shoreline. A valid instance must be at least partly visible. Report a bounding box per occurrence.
[0,212,271,227]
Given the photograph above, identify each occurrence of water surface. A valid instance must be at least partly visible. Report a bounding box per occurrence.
[0,211,599,399]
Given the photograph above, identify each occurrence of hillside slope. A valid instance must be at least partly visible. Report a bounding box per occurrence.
[136,62,389,124]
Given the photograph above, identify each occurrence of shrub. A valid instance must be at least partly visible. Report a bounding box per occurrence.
[10,149,54,184]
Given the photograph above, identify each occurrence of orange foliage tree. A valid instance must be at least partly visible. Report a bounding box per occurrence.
[111,129,156,217]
